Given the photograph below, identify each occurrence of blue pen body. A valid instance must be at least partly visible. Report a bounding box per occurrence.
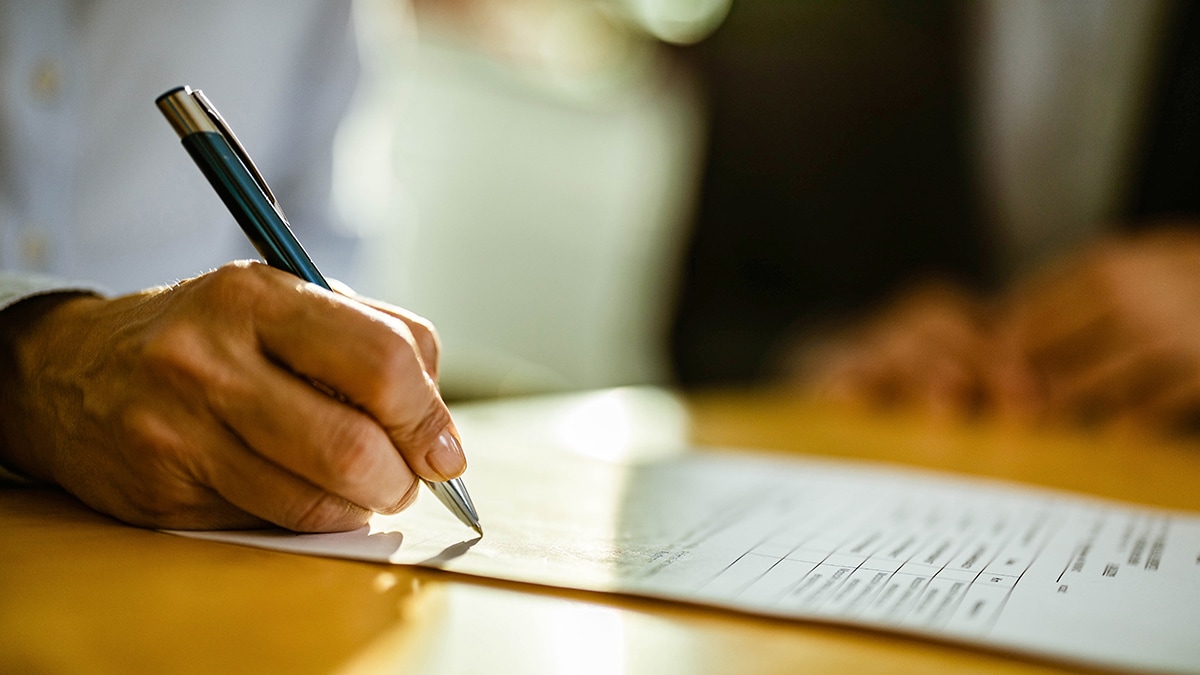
[180,130,330,290]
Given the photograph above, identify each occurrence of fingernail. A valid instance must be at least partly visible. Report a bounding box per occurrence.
[428,428,466,480]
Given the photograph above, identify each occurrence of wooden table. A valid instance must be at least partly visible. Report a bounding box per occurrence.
[3,387,1198,674]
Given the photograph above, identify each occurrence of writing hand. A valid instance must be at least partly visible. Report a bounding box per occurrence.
[0,261,464,532]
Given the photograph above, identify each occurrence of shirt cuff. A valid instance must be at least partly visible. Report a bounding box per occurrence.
[0,272,107,312]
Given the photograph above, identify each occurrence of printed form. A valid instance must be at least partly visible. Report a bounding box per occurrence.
[181,447,1200,673]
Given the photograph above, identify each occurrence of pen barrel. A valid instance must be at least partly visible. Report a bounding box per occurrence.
[180,131,330,289]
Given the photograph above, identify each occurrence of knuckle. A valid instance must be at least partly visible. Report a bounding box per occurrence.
[203,260,265,293]
[196,261,279,314]
[140,320,205,375]
[122,406,182,464]
[361,332,425,400]
[408,318,442,369]
[396,397,453,447]
[139,321,243,405]
[215,259,271,285]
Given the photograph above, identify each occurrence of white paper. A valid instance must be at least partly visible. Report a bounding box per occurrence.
[179,432,1200,673]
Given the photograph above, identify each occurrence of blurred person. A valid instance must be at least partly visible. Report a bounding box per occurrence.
[672,0,1200,433]
[0,1,467,532]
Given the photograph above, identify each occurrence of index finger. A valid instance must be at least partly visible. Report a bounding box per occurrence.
[328,279,442,381]
[253,277,466,482]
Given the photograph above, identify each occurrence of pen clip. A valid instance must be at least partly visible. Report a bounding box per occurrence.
[189,88,282,211]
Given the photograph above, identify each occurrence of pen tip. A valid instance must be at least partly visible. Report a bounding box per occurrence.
[472,523,483,536]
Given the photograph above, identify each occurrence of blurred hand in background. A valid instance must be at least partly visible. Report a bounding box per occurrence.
[794,226,1200,434]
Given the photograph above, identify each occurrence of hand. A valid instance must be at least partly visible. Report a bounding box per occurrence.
[1003,227,1200,431]
[791,282,998,419]
[0,261,464,532]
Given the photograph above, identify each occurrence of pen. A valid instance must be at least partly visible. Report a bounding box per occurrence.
[155,85,482,535]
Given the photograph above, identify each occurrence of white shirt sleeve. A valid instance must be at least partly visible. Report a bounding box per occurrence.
[0,272,105,313]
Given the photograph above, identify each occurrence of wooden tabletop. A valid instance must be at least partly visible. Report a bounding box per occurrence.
[3,387,1197,674]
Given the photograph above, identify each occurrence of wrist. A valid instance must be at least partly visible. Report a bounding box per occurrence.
[0,292,103,482]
